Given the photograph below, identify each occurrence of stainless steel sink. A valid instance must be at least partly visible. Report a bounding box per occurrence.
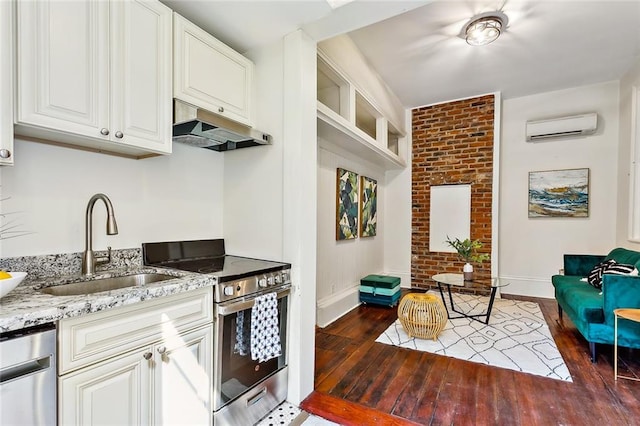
[41,273,175,296]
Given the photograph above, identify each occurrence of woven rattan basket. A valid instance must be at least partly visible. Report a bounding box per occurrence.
[398,293,447,340]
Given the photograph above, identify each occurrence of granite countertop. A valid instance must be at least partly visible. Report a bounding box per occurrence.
[0,250,217,333]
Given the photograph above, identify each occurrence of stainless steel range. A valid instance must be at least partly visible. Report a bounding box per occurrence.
[142,239,291,426]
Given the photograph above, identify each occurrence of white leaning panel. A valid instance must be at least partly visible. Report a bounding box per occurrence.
[429,184,471,252]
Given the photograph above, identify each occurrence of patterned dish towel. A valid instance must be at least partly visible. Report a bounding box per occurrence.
[250,292,282,363]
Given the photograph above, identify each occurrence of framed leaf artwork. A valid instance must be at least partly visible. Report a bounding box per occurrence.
[360,176,377,237]
[336,168,358,240]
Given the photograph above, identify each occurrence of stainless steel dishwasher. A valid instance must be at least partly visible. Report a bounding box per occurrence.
[0,323,57,425]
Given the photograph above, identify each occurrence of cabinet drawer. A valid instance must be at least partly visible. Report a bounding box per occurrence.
[59,287,212,374]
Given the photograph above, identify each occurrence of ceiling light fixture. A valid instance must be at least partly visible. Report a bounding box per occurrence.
[464,15,504,46]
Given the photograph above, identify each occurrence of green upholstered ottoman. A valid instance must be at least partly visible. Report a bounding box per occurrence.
[360,274,401,307]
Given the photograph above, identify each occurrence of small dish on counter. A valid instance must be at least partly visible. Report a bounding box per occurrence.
[0,272,28,299]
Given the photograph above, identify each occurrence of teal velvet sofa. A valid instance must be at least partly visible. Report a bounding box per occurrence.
[552,247,640,362]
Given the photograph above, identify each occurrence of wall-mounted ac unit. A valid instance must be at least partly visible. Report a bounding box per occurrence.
[525,113,598,142]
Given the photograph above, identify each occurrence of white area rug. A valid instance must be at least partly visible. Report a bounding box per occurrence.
[376,292,572,382]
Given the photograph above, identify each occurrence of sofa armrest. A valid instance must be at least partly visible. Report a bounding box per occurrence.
[563,254,606,276]
[602,274,640,325]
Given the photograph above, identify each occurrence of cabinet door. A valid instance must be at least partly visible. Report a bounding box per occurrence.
[0,0,14,165]
[111,0,172,154]
[173,13,254,127]
[59,349,151,426]
[16,0,110,140]
[154,325,212,426]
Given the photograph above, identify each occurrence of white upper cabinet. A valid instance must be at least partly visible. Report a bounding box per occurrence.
[0,0,14,165]
[173,13,254,127]
[110,1,173,153]
[15,0,172,158]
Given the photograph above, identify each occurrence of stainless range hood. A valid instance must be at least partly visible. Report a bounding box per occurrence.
[172,99,272,152]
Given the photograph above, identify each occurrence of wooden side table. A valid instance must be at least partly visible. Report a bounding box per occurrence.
[614,308,640,382]
[397,293,448,341]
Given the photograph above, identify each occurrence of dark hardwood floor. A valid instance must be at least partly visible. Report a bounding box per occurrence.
[301,292,640,425]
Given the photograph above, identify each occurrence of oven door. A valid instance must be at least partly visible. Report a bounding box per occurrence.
[213,286,289,411]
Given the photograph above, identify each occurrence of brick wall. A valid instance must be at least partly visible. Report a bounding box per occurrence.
[411,95,494,291]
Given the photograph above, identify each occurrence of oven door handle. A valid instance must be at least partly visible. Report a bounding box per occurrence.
[217,286,290,316]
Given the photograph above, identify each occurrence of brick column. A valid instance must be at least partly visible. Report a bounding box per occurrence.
[411,95,494,291]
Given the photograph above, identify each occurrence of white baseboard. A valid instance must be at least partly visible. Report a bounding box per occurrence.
[316,270,411,327]
[499,275,554,299]
[316,284,360,328]
[383,269,411,288]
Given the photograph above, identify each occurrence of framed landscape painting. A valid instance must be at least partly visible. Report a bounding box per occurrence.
[336,168,358,240]
[528,168,589,218]
[360,176,377,237]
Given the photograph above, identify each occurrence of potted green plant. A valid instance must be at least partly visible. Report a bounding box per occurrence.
[445,236,489,280]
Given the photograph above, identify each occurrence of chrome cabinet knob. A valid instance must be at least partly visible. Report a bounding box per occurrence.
[115,131,123,139]
[0,149,11,159]
[218,106,224,113]
[157,346,167,355]
[143,352,153,360]
[100,128,110,136]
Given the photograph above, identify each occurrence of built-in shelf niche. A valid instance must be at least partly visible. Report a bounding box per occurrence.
[387,123,400,155]
[355,92,379,140]
[317,56,349,120]
[316,52,406,170]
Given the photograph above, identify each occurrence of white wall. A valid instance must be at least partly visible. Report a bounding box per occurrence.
[316,145,385,326]
[383,111,412,287]
[616,58,640,248]
[0,139,224,257]
[224,40,285,261]
[281,30,318,405]
[500,81,620,298]
[314,33,411,327]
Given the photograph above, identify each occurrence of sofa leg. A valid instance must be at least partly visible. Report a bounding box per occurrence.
[589,342,597,363]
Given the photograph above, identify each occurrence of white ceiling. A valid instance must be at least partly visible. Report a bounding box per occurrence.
[161,0,640,109]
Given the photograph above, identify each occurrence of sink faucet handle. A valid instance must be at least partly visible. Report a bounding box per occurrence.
[95,246,113,267]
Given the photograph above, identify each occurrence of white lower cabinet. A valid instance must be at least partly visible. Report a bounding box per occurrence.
[57,287,213,426]
[59,346,150,425]
[60,324,212,426]
[154,325,212,425]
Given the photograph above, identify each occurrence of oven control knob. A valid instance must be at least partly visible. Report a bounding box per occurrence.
[275,273,282,284]
[267,275,275,286]
[224,286,235,296]
[258,277,268,288]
